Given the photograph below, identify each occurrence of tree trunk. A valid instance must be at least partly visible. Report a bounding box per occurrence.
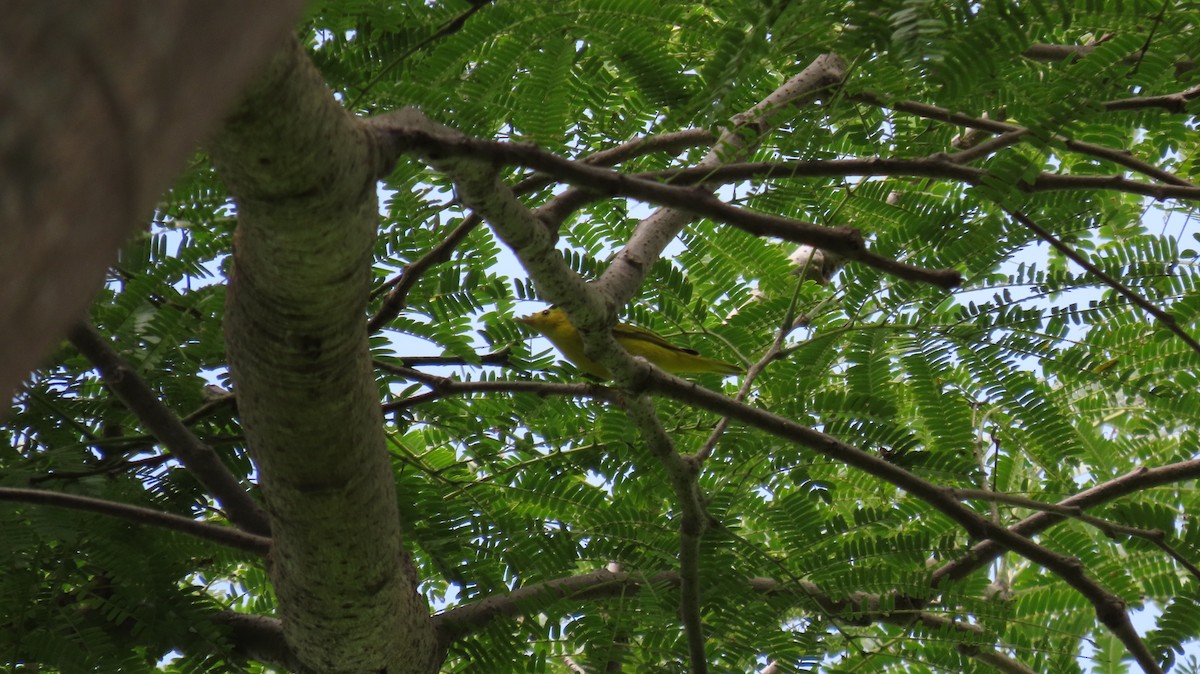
[209,36,438,674]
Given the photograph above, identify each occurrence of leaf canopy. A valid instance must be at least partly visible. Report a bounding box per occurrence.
[5,1,1200,672]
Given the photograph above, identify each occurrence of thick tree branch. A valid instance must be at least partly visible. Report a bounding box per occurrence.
[0,487,270,555]
[211,612,304,673]
[209,36,437,673]
[67,323,270,535]
[594,54,851,307]
[367,129,713,332]
[370,110,960,290]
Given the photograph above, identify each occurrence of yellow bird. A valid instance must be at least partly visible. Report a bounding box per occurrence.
[516,307,743,379]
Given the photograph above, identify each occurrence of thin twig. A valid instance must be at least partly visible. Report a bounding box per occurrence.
[1006,208,1200,357]
[935,459,1200,584]
[648,157,1200,203]
[376,361,604,401]
[31,394,235,485]
[32,453,171,484]
[387,348,512,368]
[852,91,1196,187]
[347,0,495,111]
[692,282,802,463]
[368,214,484,332]
[944,129,1029,165]
[952,486,1200,583]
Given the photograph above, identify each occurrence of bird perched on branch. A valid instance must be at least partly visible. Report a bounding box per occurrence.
[517,307,743,380]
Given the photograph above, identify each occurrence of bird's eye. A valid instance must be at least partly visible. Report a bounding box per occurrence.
[541,309,550,316]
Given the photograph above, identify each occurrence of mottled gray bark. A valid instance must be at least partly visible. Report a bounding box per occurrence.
[209,38,438,674]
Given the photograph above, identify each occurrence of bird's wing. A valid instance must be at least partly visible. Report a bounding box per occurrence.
[612,323,700,355]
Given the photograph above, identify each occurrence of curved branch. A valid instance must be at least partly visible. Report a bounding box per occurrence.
[381,369,1200,598]
[396,364,1171,672]
[370,110,960,290]
[0,487,270,555]
[369,213,484,332]
[437,568,1039,673]
[67,323,270,535]
[642,369,1163,674]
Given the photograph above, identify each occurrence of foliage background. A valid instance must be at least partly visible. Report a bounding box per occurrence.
[4,0,1200,672]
